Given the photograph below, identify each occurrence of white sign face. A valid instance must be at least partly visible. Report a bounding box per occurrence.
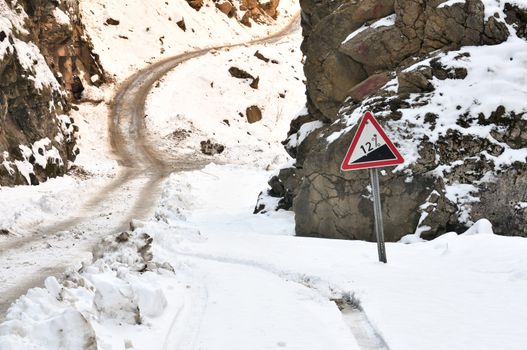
[347,120,389,164]
[341,112,404,171]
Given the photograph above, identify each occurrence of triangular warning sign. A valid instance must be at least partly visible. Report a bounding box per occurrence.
[341,111,404,171]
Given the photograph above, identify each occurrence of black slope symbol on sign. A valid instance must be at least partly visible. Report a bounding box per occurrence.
[352,144,397,164]
[341,111,404,171]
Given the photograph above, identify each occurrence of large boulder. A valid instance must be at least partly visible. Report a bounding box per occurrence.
[302,0,510,123]
[301,0,395,120]
[268,0,527,241]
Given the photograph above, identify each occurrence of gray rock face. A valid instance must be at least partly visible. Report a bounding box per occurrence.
[471,164,527,237]
[21,0,105,98]
[504,4,527,39]
[302,0,509,123]
[301,0,394,120]
[265,0,527,241]
[0,53,71,185]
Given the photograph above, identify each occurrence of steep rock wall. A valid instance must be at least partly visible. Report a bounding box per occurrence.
[260,0,527,241]
[20,0,105,95]
[0,0,104,186]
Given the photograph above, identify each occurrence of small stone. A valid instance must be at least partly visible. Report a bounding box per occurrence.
[185,0,204,11]
[249,76,259,89]
[216,2,235,17]
[200,140,225,155]
[254,50,270,62]
[228,66,254,80]
[116,232,130,243]
[240,12,252,27]
[177,18,186,31]
[105,18,120,25]
[246,105,262,123]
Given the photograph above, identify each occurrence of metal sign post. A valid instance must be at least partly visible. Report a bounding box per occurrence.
[340,111,404,264]
[369,168,387,263]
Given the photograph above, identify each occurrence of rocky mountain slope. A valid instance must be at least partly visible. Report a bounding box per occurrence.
[263,0,527,241]
[0,0,103,186]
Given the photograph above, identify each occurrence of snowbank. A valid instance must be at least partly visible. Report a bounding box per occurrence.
[0,231,181,350]
[0,176,96,235]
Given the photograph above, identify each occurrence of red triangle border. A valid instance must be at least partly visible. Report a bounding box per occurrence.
[341,111,404,171]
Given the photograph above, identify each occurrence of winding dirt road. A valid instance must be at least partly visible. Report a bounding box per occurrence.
[0,15,300,321]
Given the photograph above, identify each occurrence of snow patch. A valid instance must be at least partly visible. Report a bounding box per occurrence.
[445,183,480,224]
[342,14,396,44]
[285,120,324,148]
[437,0,465,9]
[462,218,494,235]
[53,7,71,25]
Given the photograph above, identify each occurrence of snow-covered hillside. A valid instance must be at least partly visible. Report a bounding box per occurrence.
[145,30,305,169]
[81,0,299,80]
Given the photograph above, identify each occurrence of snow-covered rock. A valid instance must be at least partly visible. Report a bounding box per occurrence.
[277,0,527,241]
[0,0,104,186]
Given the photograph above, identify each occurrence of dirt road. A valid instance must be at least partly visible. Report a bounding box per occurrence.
[0,15,300,321]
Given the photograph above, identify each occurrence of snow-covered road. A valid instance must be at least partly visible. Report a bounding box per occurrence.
[0,14,300,320]
[147,164,527,350]
[167,256,361,350]
[1,11,381,348]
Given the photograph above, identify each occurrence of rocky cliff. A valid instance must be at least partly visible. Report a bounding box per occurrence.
[259,0,527,241]
[0,0,104,186]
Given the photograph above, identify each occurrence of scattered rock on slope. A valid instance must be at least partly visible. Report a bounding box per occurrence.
[105,18,120,25]
[246,106,263,123]
[239,0,281,26]
[186,0,204,11]
[216,1,236,18]
[229,66,255,79]
[200,140,225,155]
[228,66,259,89]
[177,18,187,31]
[254,50,270,62]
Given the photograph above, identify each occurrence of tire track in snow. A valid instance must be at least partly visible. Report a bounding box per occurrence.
[162,275,208,350]
[165,249,389,350]
[171,256,362,350]
[341,305,390,350]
